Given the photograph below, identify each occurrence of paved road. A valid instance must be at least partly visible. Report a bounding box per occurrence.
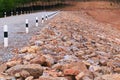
[0,11,58,62]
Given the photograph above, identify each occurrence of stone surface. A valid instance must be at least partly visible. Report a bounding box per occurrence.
[30,55,46,64]
[19,46,39,53]
[6,64,43,78]
[63,62,89,76]
[19,47,29,53]
[89,65,101,72]
[75,72,85,80]
[0,64,7,73]
[25,76,34,80]
[23,54,37,61]
[101,74,120,80]
[39,76,68,80]
[6,59,22,67]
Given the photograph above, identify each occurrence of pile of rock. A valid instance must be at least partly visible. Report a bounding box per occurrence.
[0,11,120,80]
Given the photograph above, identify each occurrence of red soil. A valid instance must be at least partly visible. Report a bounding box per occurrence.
[60,1,120,31]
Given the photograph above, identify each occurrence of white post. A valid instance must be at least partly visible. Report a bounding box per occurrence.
[16,12,18,15]
[36,17,38,27]
[42,16,44,23]
[25,19,29,33]
[4,25,8,48]
[11,12,13,16]
[4,12,6,17]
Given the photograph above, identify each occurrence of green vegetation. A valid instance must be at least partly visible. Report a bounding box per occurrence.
[0,0,120,12]
[0,0,35,12]
[0,0,119,17]
[0,0,65,12]
[0,0,64,16]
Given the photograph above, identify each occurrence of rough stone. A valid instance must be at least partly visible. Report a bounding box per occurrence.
[6,59,22,67]
[63,62,89,76]
[75,72,85,80]
[25,76,34,80]
[0,64,7,73]
[23,54,37,61]
[6,64,43,78]
[39,76,68,80]
[101,74,120,80]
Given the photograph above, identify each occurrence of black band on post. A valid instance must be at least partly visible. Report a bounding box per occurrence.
[26,24,28,27]
[4,32,8,37]
[36,20,38,23]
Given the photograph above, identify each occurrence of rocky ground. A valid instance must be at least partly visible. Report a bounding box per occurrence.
[0,11,120,80]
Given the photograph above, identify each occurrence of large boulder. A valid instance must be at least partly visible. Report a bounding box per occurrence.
[5,64,43,78]
[30,54,54,67]
[6,59,22,67]
[0,63,7,73]
[39,76,68,80]
[63,62,89,76]
[19,46,39,53]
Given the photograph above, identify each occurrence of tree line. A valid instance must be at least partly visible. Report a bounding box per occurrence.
[0,0,68,12]
[0,0,120,15]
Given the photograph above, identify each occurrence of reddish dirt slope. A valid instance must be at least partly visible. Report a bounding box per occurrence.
[61,1,120,31]
[61,1,119,10]
[85,9,120,30]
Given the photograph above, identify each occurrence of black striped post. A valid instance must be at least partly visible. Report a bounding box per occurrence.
[42,16,44,23]
[45,14,48,20]
[25,19,29,33]
[36,17,38,27]
[4,25,8,47]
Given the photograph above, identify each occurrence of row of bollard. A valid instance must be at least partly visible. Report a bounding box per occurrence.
[4,10,58,18]
[25,16,42,34]
[4,11,31,17]
[3,14,49,48]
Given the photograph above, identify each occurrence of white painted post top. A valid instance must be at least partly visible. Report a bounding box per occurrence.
[36,17,38,20]
[4,25,8,31]
[26,19,28,23]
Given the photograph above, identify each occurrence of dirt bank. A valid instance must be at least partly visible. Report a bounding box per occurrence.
[84,9,120,30]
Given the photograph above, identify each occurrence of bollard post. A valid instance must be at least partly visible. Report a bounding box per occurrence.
[22,11,24,14]
[21,11,22,14]
[36,17,38,27]
[29,11,31,14]
[11,12,13,16]
[42,16,44,23]
[45,15,48,20]
[4,25,8,48]
[16,12,18,15]
[25,19,29,33]
[4,12,6,17]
